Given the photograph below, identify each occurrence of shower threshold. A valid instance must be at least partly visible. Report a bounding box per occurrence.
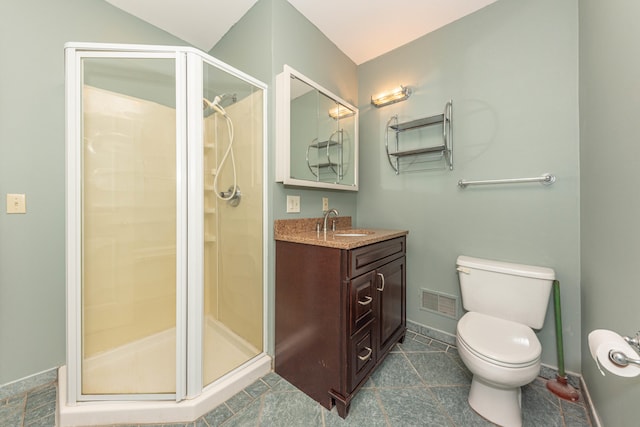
[57,353,271,426]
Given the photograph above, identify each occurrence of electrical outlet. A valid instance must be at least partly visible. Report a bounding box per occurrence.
[286,195,300,213]
[6,193,26,214]
[322,197,329,212]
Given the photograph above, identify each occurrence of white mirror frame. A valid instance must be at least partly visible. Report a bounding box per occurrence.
[276,65,358,191]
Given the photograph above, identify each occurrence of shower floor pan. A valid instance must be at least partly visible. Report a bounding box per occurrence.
[58,318,269,426]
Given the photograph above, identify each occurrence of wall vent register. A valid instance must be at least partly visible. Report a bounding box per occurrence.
[421,289,457,319]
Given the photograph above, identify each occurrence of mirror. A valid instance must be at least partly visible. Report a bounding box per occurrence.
[276,65,358,191]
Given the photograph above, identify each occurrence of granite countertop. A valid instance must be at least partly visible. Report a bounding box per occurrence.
[274,217,408,250]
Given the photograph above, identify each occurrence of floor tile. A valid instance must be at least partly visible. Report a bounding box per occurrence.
[2,330,594,427]
[224,390,254,413]
[522,383,564,427]
[219,396,262,427]
[244,380,270,399]
[324,389,387,427]
[0,400,24,426]
[561,398,589,423]
[399,335,447,352]
[161,423,195,427]
[24,412,56,427]
[259,372,282,388]
[269,377,297,392]
[202,403,234,426]
[369,353,423,388]
[259,390,323,426]
[406,351,471,385]
[430,385,494,427]
[378,386,453,427]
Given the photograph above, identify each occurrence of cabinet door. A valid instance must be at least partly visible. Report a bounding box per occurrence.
[376,257,406,355]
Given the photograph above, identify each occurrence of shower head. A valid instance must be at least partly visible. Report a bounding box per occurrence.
[203,93,237,117]
[214,93,237,106]
[203,97,227,117]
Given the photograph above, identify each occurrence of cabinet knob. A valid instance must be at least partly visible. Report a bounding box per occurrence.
[376,272,385,291]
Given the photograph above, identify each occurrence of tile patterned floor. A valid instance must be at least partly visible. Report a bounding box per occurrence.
[1,331,593,426]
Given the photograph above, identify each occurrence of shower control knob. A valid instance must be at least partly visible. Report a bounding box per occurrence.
[220,186,241,207]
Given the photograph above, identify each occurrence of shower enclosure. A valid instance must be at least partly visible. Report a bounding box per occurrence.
[61,43,268,425]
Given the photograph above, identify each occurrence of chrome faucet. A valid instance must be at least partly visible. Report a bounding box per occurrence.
[323,208,339,232]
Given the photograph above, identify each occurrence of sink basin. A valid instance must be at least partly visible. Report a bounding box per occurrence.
[333,229,374,237]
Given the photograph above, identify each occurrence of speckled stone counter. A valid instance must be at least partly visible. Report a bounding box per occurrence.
[274,217,408,249]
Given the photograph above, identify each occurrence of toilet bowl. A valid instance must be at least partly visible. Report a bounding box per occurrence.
[456,312,542,427]
[455,256,554,427]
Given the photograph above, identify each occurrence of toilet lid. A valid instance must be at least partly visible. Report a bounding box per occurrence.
[457,312,541,366]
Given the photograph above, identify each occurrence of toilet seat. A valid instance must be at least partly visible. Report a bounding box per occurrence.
[457,312,541,368]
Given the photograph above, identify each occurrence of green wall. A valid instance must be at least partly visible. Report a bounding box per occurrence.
[0,0,186,385]
[211,0,359,220]
[357,0,581,372]
[580,1,640,425]
[211,0,358,355]
[5,1,640,423]
[269,0,358,221]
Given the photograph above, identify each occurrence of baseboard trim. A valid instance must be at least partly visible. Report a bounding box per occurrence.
[407,319,456,346]
[579,375,602,427]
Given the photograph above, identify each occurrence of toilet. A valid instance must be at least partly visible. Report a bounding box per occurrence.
[455,255,555,427]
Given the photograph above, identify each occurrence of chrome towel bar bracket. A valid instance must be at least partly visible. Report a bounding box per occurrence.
[458,173,556,188]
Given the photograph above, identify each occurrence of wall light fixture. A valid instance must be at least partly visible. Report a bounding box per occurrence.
[328,104,355,119]
[370,85,411,108]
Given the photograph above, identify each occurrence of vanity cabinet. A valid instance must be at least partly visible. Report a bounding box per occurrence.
[275,236,406,418]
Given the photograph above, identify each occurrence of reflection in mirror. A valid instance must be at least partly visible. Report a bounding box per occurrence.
[276,65,358,191]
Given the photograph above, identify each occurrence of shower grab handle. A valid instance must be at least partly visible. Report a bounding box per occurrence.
[358,347,373,361]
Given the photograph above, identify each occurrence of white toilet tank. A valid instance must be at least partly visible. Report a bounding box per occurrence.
[456,255,555,329]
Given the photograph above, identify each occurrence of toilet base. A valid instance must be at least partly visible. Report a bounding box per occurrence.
[468,376,522,427]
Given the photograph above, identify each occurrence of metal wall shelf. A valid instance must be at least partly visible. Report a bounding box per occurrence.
[306,130,343,182]
[385,100,452,174]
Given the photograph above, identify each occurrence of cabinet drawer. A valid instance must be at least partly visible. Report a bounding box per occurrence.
[349,321,376,390]
[349,271,376,334]
[350,237,405,278]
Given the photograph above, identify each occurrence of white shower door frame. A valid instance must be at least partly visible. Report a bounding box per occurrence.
[65,42,269,407]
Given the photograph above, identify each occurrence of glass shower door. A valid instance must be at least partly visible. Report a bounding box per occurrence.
[74,53,186,399]
[66,44,267,412]
[200,60,264,388]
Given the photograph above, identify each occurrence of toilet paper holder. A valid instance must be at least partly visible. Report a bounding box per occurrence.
[609,331,640,368]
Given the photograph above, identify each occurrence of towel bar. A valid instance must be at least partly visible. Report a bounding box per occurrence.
[458,173,555,188]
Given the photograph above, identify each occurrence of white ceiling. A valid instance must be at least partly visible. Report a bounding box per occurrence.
[106,0,497,65]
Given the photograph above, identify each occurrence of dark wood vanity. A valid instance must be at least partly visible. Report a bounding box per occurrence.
[275,220,407,418]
